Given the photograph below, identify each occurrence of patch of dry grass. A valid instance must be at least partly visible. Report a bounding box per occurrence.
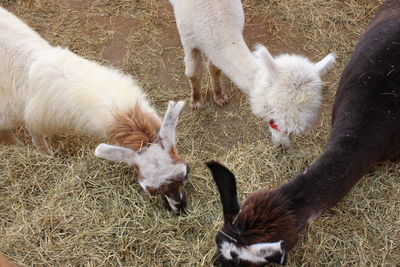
[0,0,398,266]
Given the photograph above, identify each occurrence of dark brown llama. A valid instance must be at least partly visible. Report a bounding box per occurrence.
[207,1,400,265]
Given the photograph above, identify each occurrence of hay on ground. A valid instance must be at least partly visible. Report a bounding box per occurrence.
[0,0,398,266]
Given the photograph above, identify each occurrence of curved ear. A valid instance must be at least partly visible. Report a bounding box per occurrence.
[94,143,137,165]
[159,101,185,148]
[206,161,240,224]
[253,44,279,79]
[314,53,336,76]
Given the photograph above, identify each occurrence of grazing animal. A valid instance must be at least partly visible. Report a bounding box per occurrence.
[0,7,188,213]
[168,0,336,147]
[206,0,400,265]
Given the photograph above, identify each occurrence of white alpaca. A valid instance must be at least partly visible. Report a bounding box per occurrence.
[169,0,335,147]
[0,7,188,213]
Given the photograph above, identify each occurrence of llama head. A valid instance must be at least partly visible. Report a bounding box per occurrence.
[250,44,336,147]
[94,101,189,214]
[206,161,298,266]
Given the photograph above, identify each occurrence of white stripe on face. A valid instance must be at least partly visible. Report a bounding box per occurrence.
[220,240,284,264]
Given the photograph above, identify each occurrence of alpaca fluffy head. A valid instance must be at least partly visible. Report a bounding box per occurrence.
[94,101,189,213]
[206,161,298,266]
[250,44,336,147]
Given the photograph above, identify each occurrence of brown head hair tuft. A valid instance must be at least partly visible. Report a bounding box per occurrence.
[109,105,161,151]
[228,189,298,250]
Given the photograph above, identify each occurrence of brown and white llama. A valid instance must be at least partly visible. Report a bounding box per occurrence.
[0,7,189,213]
[206,0,400,265]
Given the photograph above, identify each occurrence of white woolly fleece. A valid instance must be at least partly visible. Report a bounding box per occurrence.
[250,46,335,146]
[251,54,323,135]
[221,240,284,264]
[0,7,158,137]
[169,0,335,147]
[170,0,258,94]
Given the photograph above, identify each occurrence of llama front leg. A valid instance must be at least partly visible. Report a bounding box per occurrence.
[29,130,51,155]
[184,48,204,110]
[208,60,229,107]
[0,129,18,145]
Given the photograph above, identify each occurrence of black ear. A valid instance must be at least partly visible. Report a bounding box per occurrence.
[206,161,240,224]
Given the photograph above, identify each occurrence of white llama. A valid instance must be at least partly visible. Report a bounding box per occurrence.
[169,0,335,147]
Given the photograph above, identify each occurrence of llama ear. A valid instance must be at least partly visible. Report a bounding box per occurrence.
[314,53,336,76]
[94,143,137,165]
[206,161,240,224]
[159,101,185,148]
[253,44,279,79]
[248,241,287,265]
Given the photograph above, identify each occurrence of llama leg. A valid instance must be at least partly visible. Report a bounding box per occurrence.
[208,61,229,107]
[0,129,17,145]
[184,48,204,110]
[29,130,51,155]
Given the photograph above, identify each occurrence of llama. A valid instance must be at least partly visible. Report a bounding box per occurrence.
[206,0,400,264]
[168,0,336,147]
[0,7,188,213]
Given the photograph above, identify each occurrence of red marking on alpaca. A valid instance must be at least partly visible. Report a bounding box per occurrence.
[269,119,281,132]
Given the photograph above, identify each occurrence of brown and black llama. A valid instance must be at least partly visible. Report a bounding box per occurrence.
[207,0,400,265]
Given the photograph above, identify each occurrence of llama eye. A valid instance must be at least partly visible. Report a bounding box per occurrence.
[230,251,238,259]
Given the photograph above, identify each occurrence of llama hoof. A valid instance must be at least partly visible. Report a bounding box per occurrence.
[37,147,53,156]
[214,94,229,107]
[190,101,203,110]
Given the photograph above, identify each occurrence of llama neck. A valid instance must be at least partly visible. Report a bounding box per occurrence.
[206,39,259,94]
[109,104,161,151]
[277,139,379,230]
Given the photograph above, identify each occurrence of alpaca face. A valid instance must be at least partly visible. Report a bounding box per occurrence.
[206,161,298,266]
[251,45,336,147]
[94,101,189,213]
[135,141,189,213]
[216,238,287,266]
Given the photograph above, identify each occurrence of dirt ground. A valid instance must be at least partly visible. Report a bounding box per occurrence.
[0,0,399,266]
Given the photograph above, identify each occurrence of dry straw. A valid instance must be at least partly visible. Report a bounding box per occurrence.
[0,0,398,266]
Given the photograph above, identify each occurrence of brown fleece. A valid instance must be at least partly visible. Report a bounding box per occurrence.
[234,190,298,250]
[169,146,183,163]
[109,105,161,151]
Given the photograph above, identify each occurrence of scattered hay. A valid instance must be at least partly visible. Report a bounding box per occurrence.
[1,0,398,266]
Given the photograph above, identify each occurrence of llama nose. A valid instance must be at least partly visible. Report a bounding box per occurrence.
[176,192,187,213]
[164,193,187,214]
[175,200,187,214]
